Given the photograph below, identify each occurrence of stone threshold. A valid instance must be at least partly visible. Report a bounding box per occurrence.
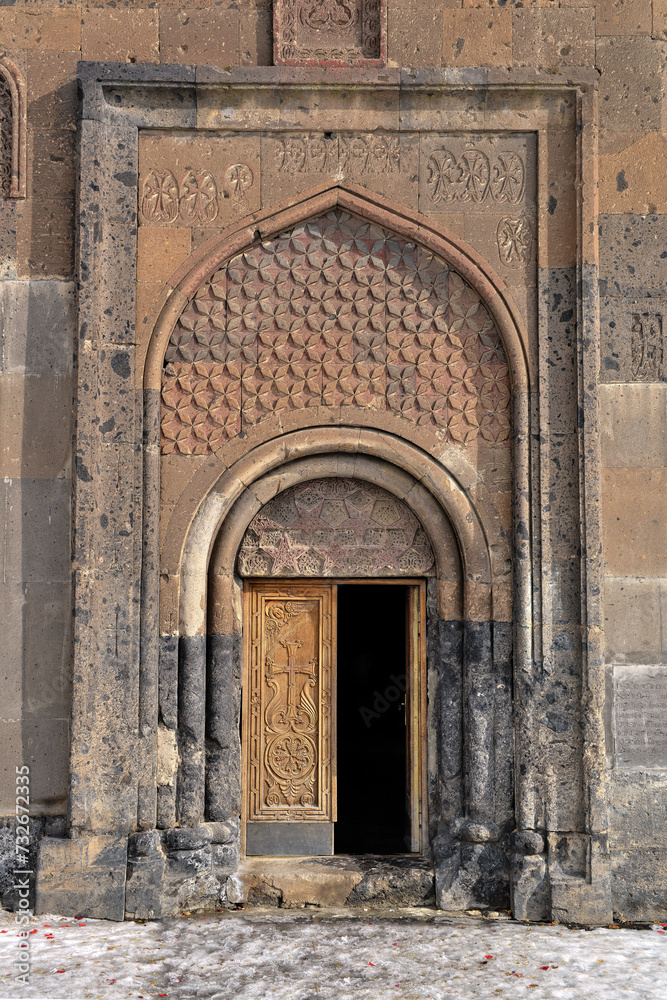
[227,855,436,909]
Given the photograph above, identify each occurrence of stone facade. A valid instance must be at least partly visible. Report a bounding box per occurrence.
[0,1,665,924]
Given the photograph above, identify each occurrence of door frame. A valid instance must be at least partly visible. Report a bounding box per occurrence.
[241,578,427,857]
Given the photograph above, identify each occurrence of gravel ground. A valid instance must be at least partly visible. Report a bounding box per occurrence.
[0,907,665,1000]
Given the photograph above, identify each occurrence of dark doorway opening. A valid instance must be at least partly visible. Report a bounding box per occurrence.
[335,584,410,854]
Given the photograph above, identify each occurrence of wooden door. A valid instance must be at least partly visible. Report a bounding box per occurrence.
[243,582,336,856]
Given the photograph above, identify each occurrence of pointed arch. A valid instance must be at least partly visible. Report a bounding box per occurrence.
[143,182,531,395]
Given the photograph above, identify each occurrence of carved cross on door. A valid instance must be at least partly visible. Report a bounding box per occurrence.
[266,640,318,727]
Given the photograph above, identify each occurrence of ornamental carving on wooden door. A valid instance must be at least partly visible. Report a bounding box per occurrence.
[246,584,334,824]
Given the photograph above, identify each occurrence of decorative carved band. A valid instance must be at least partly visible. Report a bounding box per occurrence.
[273,133,399,175]
[161,209,511,454]
[426,149,525,206]
[238,477,435,578]
[140,164,254,225]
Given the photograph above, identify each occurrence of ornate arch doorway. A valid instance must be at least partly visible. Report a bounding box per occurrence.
[235,478,435,857]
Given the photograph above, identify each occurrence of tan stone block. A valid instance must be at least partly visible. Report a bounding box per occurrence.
[16,198,75,279]
[512,9,596,67]
[442,10,512,67]
[598,129,645,156]
[388,4,444,68]
[597,36,665,133]
[540,129,577,268]
[599,383,667,469]
[599,132,667,215]
[81,7,159,62]
[161,453,210,509]
[604,576,663,661]
[30,128,76,202]
[419,211,466,238]
[160,8,240,66]
[137,228,192,284]
[601,468,667,577]
[655,0,667,39]
[139,132,261,229]
[240,0,273,66]
[27,48,78,130]
[0,10,81,51]
[0,718,68,815]
[595,0,652,35]
[0,373,73,478]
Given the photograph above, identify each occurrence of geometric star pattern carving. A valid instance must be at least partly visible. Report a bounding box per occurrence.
[237,478,436,578]
[161,210,511,454]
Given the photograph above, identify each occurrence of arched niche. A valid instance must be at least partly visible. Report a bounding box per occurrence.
[0,57,26,199]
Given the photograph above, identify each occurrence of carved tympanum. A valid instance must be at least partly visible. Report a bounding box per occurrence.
[161,209,511,454]
[238,478,435,578]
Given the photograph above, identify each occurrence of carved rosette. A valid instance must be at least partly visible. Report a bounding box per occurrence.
[246,586,334,822]
[161,209,511,454]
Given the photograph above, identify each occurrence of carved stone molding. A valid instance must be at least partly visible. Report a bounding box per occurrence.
[0,56,26,199]
[273,0,387,67]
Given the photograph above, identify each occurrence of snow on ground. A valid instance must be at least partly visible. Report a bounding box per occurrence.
[0,907,665,1000]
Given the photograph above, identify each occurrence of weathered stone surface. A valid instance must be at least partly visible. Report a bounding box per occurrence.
[610,771,667,850]
[611,849,667,921]
[35,836,128,921]
[601,469,667,577]
[510,853,550,923]
[599,215,667,299]
[613,665,667,768]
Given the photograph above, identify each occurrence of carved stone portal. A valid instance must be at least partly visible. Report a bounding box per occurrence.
[238,477,435,577]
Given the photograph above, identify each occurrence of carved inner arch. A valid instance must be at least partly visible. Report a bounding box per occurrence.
[161,209,511,456]
[237,477,436,578]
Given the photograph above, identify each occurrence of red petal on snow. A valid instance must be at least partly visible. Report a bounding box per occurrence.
[485,955,494,959]
[44,925,50,928]
[541,966,550,970]
[29,929,37,934]
[55,970,66,973]
[368,961,375,966]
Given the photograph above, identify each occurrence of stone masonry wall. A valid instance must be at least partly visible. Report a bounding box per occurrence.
[0,0,666,918]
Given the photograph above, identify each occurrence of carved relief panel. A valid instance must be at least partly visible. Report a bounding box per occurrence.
[273,0,387,67]
[244,583,335,853]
